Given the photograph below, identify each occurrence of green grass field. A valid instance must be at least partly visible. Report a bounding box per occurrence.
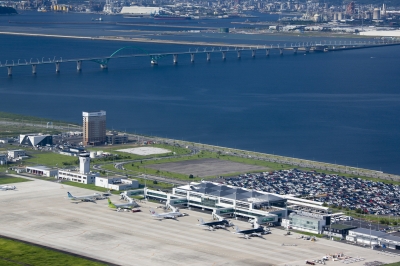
[0,237,106,266]
[0,176,31,185]
[106,150,294,181]
[24,151,79,168]
[0,111,79,138]
[0,124,62,138]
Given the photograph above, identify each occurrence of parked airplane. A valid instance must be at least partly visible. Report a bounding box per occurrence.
[233,222,270,239]
[149,208,181,220]
[0,185,16,191]
[198,218,234,231]
[108,198,138,212]
[66,192,101,202]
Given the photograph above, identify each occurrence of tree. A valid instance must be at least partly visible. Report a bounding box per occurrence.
[189,174,194,179]
[153,180,158,184]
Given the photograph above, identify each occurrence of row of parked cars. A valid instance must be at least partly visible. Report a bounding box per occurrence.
[223,169,400,216]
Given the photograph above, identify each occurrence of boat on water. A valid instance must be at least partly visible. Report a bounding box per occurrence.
[92,17,103,21]
[153,14,191,20]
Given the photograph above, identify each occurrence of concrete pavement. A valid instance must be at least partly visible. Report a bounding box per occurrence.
[0,177,399,266]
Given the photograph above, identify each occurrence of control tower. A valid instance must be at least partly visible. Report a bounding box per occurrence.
[79,153,90,174]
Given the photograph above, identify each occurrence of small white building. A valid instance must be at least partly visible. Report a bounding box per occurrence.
[8,150,26,159]
[346,228,387,246]
[95,177,139,191]
[26,165,58,177]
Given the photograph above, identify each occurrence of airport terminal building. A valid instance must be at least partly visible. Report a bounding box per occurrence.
[144,181,289,224]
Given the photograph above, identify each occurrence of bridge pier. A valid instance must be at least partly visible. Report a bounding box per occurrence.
[7,66,12,76]
[55,62,60,73]
[173,54,178,64]
[32,64,37,75]
[190,53,195,63]
[305,47,310,53]
[237,50,241,58]
[100,64,108,69]
[293,47,298,54]
[206,52,211,61]
[252,50,256,58]
[266,49,270,56]
[222,51,226,60]
[279,48,284,55]
[77,60,82,71]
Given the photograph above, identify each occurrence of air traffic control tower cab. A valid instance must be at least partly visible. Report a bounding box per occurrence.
[79,153,90,174]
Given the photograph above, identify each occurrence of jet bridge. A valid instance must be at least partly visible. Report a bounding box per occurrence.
[119,193,140,208]
[212,207,278,224]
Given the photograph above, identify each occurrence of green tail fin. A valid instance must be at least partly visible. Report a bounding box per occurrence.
[108,198,116,209]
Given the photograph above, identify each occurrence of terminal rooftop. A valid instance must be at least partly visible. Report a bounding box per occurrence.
[223,169,400,216]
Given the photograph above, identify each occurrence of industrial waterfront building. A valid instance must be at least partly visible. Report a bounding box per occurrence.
[82,111,106,146]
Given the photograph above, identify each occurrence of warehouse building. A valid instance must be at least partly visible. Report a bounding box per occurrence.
[120,6,161,15]
[20,134,52,147]
[346,228,387,246]
[26,165,58,177]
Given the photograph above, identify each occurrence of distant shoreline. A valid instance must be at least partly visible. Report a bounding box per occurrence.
[0,30,375,48]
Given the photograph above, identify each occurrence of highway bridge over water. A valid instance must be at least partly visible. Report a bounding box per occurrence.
[1,39,399,76]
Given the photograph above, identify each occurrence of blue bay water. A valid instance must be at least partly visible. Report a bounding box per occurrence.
[0,12,399,174]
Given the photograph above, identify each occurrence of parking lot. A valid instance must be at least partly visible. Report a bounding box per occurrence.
[224,169,400,216]
[0,177,399,265]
